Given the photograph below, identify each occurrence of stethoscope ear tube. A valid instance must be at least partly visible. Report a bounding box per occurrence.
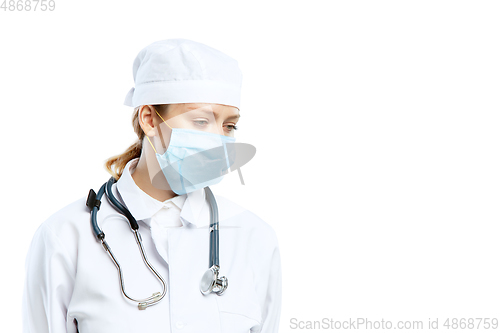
[87,177,167,310]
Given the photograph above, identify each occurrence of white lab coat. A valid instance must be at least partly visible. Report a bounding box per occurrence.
[22,158,282,333]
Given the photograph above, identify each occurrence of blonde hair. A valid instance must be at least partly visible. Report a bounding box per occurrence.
[104,104,169,180]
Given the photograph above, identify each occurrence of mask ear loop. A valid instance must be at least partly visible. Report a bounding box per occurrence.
[153,107,173,130]
[144,105,173,154]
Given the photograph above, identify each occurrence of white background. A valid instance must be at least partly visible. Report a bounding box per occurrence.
[1,1,499,332]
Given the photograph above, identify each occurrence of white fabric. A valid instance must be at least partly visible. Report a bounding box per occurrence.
[22,158,281,333]
[123,38,243,109]
[151,197,185,262]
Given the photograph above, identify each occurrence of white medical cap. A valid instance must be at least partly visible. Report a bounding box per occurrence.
[123,38,243,109]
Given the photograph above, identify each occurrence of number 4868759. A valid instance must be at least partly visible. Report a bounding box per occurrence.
[1,0,56,11]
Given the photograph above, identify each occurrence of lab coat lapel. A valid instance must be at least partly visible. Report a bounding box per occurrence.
[179,187,210,228]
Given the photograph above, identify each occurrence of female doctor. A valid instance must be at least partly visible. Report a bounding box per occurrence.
[22,38,282,333]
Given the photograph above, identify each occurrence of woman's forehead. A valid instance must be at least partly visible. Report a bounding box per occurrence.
[170,103,240,116]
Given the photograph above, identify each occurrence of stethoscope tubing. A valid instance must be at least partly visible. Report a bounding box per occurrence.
[87,176,224,308]
[204,186,219,268]
[90,182,106,240]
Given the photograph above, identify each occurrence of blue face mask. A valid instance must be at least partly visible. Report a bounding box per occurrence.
[146,109,236,195]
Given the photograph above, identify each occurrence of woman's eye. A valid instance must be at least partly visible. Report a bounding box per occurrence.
[193,120,238,131]
[194,120,208,126]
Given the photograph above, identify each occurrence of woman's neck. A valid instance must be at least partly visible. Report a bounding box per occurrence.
[130,155,178,202]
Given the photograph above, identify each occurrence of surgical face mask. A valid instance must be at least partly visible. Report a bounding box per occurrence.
[146,109,236,195]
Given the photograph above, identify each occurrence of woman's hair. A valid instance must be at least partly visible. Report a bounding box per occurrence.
[104,104,169,180]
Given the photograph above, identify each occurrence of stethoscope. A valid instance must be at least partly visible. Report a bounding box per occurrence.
[85,176,228,310]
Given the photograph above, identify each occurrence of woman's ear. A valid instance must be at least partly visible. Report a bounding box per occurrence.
[138,105,156,137]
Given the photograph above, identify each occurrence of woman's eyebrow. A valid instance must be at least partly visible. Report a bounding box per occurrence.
[226,114,241,120]
[189,107,241,120]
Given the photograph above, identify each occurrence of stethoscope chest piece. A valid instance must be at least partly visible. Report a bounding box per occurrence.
[200,265,228,296]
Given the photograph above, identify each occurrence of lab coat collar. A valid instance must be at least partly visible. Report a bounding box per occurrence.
[115,158,206,228]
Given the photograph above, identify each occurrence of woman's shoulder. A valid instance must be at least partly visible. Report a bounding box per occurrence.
[214,193,279,248]
[26,195,93,269]
[39,196,90,233]
[39,186,118,235]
